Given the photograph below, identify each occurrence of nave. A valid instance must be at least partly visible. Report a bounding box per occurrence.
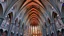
[0,0,64,36]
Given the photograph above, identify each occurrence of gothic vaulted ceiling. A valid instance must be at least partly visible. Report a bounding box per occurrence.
[0,0,63,26]
[4,0,62,26]
[20,0,46,26]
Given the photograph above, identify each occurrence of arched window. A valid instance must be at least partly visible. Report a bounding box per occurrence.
[52,12,57,19]
[48,18,51,24]
[61,3,64,23]
[0,4,3,17]
[28,26,42,36]
[8,12,13,23]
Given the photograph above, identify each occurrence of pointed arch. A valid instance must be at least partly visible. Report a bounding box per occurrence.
[61,3,64,17]
[7,12,13,23]
[0,4,3,17]
[61,3,64,23]
[52,12,57,18]
[47,18,51,24]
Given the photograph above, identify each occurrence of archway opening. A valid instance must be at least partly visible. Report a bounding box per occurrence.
[8,12,13,23]
[0,4,3,17]
[61,3,64,23]
[61,3,64,16]
[48,18,50,24]
[52,12,57,19]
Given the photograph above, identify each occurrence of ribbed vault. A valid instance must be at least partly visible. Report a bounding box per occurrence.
[22,0,44,36]
[20,0,45,26]
[0,0,64,36]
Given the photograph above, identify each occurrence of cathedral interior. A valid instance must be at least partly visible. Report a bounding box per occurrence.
[0,0,64,36]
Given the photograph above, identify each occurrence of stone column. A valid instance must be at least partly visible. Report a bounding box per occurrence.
[42,25,47,36]
[47,25,51,36]
[18,26,21,36]
[7,23,14,36]
[14,23,18,36]
[18,21,23,36]
[51,22,57,36]
[50,15,58,36]
[45,21,51,36]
